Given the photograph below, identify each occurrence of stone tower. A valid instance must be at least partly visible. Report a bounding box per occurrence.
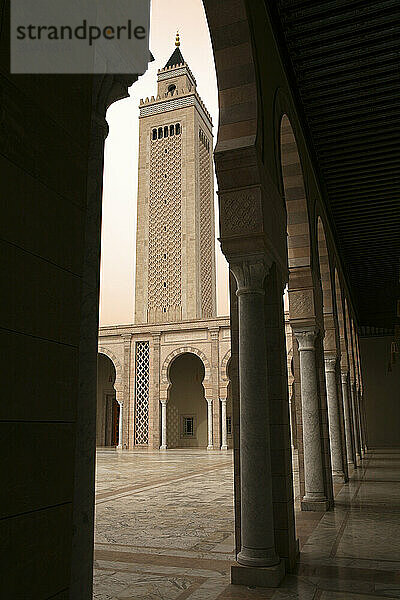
[134,35,216,324]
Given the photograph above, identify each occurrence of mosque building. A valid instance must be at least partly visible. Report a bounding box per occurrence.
[97,36,233,451]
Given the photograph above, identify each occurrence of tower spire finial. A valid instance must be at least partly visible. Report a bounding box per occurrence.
[175,30,180,47]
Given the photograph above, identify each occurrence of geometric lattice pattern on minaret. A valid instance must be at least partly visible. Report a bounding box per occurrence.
[134,341,150,445]
[199,129,213,318]
[148,132,182,321]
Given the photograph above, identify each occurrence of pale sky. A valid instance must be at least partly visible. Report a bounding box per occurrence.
[99,0,230,326]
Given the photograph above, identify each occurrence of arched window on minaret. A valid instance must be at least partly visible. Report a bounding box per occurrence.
[175,123,181,135]
[170,124,174,136]
[158,127,163,139]
[152,128,157,140]
[168,84,176,95]
[164,126,169,138]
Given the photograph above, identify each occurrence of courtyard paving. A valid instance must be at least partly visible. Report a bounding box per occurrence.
[93,448,399,600]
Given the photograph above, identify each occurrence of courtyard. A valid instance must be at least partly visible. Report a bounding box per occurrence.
[93,449,400,600]
[94,449,236,599]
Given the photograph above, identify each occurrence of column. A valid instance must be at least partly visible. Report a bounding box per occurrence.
[355,386,364,458]
[325,357,346,480]
[160,399,167,450]
[207,399,213,450]
[351,383,361,462]
[358,388,368,453]
[121,334,132,449]
[230,258,284,587]
[150,333,162,449]
[294,329,329,511]
[341,372,356,467]
[117,402,122,449]
[210,328,221,449]
[221,398,228,450]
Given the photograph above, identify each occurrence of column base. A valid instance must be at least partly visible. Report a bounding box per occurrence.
[160,445,167,450]
[301,497,330,512]
[231,559,285,588]
[221,445,228,450]
[207,445,213,450]
[332,470,348,483]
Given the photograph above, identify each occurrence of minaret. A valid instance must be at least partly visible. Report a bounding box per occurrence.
[134,34,216,324]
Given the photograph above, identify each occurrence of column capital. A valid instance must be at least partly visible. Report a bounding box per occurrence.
[341,371,349,384]
[206,398,213,405]
[220,397,227,405]
[293,328,319,351]
[324,355,338,373]
[160,398,168,406]
[209,327,219,340]
[122,333,132,344]
[230,256,271,295]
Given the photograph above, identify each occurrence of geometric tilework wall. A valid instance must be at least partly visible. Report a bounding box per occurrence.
[199,130,213,317]
[134,341,150,445]
[148,130,182,321]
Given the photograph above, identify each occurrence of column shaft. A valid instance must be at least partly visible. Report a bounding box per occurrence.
[207,399,213,450]
[150,333,161,449]
[295,330,328,510]
[350,384,361,460]
[325,357,346,480]
[121,335,132,449]
[221,399,228,450]
[234,262,278,567]
[117,402,122,449]
[160,401,167,450]
[341,373,356,466]
[210,329,221,449]
[359,390,368,452]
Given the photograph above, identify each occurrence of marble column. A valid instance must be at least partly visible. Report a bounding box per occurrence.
[294,329,329,511]
[210,328,221,449]
[230,258,284,586]
[160,400,167,450]
[341,372,356,467]
[221,398,228,450]
[325,357,346,480]
[359,388,368,453]
[355,388,364,456]
[150,333,162,449]
[121,334,132,448]
[207,399,213,450]
[351,383,362,461]
[117,402,122,449]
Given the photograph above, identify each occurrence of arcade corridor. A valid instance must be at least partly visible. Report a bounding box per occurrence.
[93,449,400,599]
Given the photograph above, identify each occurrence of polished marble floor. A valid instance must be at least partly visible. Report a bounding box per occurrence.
[94,448,400,599]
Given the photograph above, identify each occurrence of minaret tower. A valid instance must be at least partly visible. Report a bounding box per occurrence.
[134,34,216,324]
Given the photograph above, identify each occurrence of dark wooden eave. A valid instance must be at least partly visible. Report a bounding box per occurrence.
[267,0,400,330]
